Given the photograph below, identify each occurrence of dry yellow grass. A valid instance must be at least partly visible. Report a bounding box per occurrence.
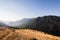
[0,27,60,40]
[15,29,60,40]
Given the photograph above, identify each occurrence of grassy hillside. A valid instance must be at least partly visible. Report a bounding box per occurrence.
[0,27,60,40]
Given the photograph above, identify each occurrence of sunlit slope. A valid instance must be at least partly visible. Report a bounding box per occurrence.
[0,27,60,40]
[15,29,60,40]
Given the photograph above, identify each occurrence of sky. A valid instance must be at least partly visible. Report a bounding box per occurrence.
[0,0,60,21]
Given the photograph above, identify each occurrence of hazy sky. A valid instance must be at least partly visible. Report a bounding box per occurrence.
[0,0,60,21]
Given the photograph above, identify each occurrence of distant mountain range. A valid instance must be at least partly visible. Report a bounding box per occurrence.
[6,18,34,27]
[0,18,35,27]
[0,21,9,26]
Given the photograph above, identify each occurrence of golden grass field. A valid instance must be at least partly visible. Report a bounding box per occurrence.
[0,26,60,40]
